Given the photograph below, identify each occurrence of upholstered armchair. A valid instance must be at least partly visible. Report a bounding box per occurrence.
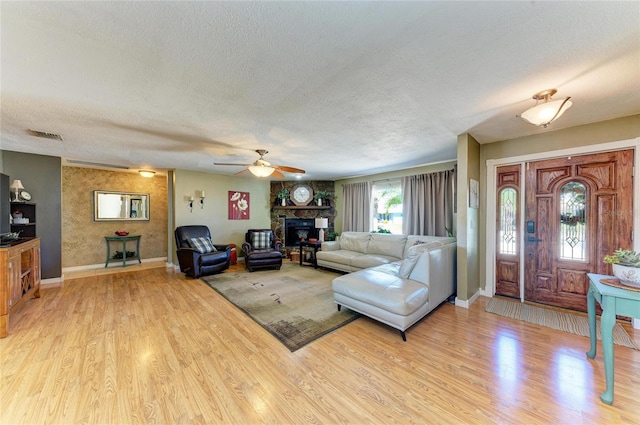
[242,229,283,272]
[174,225,231,278]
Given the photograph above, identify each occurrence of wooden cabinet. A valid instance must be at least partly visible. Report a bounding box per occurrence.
[10,202,36,237]
[0,237,41,338]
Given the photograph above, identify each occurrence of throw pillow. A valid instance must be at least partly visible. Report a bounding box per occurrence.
[252,231,271,249]
[188,237,217,254]
[398,242,431,278]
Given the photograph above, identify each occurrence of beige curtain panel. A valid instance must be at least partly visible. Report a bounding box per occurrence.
[341,181,372,232]
[402,169,455,236]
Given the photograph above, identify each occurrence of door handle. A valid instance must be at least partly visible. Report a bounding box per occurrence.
[527,236,543,242]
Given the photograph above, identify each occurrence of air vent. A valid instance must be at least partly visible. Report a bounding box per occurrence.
[28,129,63,141]
[66,159,129,169]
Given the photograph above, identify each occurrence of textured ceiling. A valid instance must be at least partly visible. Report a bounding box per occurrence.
[1,2,639,180]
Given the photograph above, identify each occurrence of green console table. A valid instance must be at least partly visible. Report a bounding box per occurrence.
[586,273,640,405]
[105,235,141,267]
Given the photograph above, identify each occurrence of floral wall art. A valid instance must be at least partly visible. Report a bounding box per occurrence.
[228,191,250,220]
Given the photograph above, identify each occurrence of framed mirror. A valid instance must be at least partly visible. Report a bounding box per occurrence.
[94,191,149,221]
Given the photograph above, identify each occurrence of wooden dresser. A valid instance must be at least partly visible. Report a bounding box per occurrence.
[0,237,41,338]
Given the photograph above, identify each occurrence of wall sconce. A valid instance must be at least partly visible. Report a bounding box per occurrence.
[139,170,155,178]
[199,190,206,209]
[518,88,572,128]
[315,217,328,242]
[187,195,194,212]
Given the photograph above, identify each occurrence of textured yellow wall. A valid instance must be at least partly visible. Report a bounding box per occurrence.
[62,167,168,267]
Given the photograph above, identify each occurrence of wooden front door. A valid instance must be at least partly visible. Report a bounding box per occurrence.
[496,165,521,298]
[524,149,634,312]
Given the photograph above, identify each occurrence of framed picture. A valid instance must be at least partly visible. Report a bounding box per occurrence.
[469,178,479,209]
[228,191,250,220]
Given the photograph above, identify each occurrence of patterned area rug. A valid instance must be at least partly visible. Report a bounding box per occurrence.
[486,297,639,350]
[201,263,358,351]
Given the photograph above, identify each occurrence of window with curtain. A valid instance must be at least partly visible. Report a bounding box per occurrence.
[372,179,403,234]
[341,181,372,232]
[401,169,455,236]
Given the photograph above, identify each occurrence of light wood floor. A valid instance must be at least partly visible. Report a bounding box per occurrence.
[1,264,639,424]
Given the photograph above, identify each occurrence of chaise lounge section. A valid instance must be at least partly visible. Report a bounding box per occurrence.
[331,234,456,341]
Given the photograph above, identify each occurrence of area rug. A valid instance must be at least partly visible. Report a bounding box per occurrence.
[201,263,359,351]
[486,297,639,350]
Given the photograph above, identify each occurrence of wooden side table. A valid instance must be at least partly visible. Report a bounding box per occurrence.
[585,273,640,405]
[299,240,321,268]
[105,235,141,267]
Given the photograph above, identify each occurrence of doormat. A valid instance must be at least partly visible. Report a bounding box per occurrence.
[486,297,639,350]
[201,263,359,351]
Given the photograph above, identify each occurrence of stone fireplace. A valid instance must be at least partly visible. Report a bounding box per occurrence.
[270,181,336,249]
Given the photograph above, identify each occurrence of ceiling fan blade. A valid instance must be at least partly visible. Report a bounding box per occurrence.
[214,162,251,166]
[271,170,285,179]
[234,169,250,176]
[273,165,306,174]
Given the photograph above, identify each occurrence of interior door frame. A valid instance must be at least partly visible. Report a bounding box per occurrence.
[485,137,640,324]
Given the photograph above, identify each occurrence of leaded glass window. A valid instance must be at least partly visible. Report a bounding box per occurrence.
[499,188,517,255]
[559,181,586,261]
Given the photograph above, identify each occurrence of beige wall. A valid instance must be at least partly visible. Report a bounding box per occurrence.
[456,133,480,302]
[62,167,168,267]
[172,170,271,263]
[333,161,457,233]
[477,114,640,292]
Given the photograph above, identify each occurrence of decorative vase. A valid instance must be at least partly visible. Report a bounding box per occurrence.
[612,264,640,288]
[317,198,322,206]
[281,198,286,206]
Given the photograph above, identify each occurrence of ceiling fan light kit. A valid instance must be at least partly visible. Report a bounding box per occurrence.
[248,164,275,177]
[215,149,305,178]
[519,88,573,128]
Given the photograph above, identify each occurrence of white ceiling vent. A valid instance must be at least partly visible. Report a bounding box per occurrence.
[28,129,63,141]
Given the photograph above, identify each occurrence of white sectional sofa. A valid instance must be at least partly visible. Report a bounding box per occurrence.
[317,232,452,272]
[325,232,456,341]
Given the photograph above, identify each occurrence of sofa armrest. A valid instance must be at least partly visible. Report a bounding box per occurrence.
[321,241,340,251]
[176,248,199,272]
[213,244,232,254]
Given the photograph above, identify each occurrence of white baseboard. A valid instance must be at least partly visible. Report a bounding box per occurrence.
[455,289,482,309]
[41,277,64,286]
[62,257,168,273]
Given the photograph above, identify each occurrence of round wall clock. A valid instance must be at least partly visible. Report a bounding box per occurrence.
[20,191,32,201]
[290,185,313,206]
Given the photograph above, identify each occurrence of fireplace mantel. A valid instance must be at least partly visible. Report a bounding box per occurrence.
[273,206,331,210]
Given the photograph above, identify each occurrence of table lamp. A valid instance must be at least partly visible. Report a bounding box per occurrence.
[10,180,24,201]
[315,217,328,242]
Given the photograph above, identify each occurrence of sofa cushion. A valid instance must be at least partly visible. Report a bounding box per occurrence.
[188,237,217,253]
[251,231,271,249]
[404,236,456,257]
[332,269,429,316]
[351,254,398,270]
[339,232,371,253]
[316,249,365,266]
[367,233,407,259]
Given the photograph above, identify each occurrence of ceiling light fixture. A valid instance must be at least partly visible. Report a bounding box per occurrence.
[139,170,155,178]
[518,89,572,128]
[248,165,275,177]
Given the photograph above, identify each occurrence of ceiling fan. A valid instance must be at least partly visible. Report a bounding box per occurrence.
[214,149,305,178]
